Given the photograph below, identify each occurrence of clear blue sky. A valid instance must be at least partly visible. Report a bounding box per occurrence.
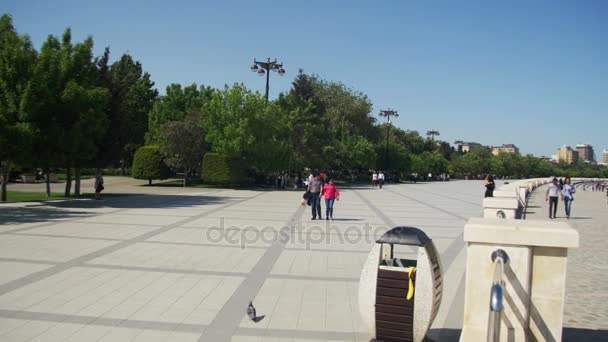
[3,0,607,157]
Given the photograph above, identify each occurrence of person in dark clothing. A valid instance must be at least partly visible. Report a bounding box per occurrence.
[546,177,563,219]
[308,174,323,220]
[484,175,495,198]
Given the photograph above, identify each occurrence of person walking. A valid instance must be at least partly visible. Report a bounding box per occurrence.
[546,177,563,219]
[484,175,495,198]
[372,171,378,188]
[562,177,575,219]
[94,171,104,200]
[308,173,323,220]
[378,171,385,189]
[321,179,340,221]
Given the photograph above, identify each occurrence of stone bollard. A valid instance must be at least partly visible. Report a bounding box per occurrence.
[460,218,578,342]
[483,197,520,219]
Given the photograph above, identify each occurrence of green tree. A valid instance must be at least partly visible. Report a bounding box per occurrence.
[160,113,206,186]
[0,14,37,201]
[131,145,169,184]
[97,50,158,173]
[60,33,110,195]
[146,83,213,144]
[20,33,65,197]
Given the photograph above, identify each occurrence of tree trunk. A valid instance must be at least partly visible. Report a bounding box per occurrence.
[1,167,8,202]
[74,167,81,196]
[148,179,152,185]
[183,170,188,187]
[64,167,72,197]
[44,167,51,197]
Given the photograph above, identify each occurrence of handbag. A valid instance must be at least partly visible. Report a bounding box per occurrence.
[302,190,311,200]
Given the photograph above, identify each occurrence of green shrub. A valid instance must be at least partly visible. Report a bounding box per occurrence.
[131,145,170,184]
[201,153,248,185]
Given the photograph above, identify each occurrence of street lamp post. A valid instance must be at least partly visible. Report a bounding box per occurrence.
[379,109,399,173]
[250,58,285,102]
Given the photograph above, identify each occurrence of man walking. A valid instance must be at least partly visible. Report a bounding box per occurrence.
[308,173,323,220]
[378,171,385,188]
[545,177,563,219]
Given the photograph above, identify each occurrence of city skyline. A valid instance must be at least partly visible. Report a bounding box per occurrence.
[2,0,606,157]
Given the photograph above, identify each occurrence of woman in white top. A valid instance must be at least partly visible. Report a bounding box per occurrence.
[372,172,378,188]
[562,177,576,219]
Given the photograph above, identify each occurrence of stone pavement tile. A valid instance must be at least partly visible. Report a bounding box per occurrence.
[87,241,266,273]
[526,185,608,332]
[0,267,110,311]
[97,325,143,341]
[164,330,201,342]
[0,319,55,342]
[0,317,28,336]
[180,217,287,229]
[210,210,295,221]
[75,213,187,226]
[0,234,116,262]
[270,250,367,278]
[24,320,85,342]
[148,227,274,248]
[117,208,205,217]
[131,327,175,342]
[17,222,156,240]
[0,261,52,286]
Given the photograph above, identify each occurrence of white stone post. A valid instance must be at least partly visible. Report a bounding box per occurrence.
[460,218,578,342]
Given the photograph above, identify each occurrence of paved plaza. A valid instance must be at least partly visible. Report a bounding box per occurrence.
[0,179,605,341]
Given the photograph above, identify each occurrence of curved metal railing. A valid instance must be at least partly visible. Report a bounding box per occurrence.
[487,249,508,342]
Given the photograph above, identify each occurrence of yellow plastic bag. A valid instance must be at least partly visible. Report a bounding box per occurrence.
[406,267,416,300]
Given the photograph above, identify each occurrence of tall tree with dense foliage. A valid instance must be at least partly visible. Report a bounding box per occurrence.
[146,83,213,144]
[0,14,37,201]
[20,34,65,196]
[201,83,291,173]
[21,28,109,196]
[160,112,206,186]
[97,50,158,173]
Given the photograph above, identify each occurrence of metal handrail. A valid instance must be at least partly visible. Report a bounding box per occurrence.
[487,249,508,342]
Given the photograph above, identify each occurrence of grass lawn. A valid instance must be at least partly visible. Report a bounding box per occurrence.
[4,191,88,202]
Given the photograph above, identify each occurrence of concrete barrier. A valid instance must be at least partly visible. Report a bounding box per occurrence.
[460,218,579,342]
[483,197,520,219]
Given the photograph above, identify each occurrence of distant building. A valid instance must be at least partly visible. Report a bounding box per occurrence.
[491,144,520,156]
[462,142,485,153]
[602,149,608,165]
[557,145,579,164]
[576,144,594,162]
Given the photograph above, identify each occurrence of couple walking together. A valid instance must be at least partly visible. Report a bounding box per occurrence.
[546,177,575,219]
[307,174,340,220]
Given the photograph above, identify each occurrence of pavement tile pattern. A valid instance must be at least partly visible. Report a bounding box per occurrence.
[0,178,604,341]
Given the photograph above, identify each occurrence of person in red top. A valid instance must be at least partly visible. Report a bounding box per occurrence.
[320,179,340,221]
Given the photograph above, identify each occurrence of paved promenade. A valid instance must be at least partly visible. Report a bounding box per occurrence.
[525,184,608,341]
[2,179,605,341]
[0,180,483,342]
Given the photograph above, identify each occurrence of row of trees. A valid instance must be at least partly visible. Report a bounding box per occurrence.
[2,14,606,200]
[1,14,157,200]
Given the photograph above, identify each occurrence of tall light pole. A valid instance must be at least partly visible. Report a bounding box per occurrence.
[251,58,285,102]
[379,109,399,172]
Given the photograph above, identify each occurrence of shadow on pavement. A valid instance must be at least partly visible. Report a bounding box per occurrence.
[426,328,461,341]
[563,327,608,341]
[0,193,233,225]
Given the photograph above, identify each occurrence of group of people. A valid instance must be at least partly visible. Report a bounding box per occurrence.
[545,177,576,219]
[304,172,340,220]
[371,171,385,188]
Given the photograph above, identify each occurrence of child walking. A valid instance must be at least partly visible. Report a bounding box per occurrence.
[321,179,340,221]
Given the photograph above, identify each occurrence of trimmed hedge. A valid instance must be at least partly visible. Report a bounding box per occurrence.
[201,153,248,185]
[131,145,170,185]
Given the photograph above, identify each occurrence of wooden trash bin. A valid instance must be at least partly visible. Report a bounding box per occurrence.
[359,227,443,342]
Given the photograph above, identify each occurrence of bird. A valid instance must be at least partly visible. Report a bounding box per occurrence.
[246,301,265,323]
